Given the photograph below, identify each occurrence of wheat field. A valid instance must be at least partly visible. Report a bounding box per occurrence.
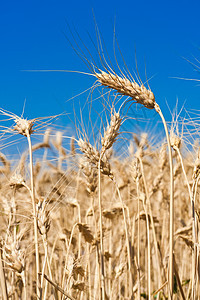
[0,32,199,300]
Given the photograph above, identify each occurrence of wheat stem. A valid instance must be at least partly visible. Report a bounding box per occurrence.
[175,148,191,197]
[139,155,163,294]
[42,235,53,300]
[154,103,174,299]
[191,178,198,299]
[27,133,40,299]
[114,180,133,298]
[61,222,77,290]
[136,176,141,300]
[98,156,106,300]
[175,145,198,297]
[40,235,48,298]
[0,246,8,300]
[138,157,151,299]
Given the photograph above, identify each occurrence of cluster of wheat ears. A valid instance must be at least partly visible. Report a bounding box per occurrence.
[0,31,200,300]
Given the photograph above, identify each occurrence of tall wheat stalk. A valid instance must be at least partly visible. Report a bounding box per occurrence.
[0,109,41,298]
[190,154,200,298]
[26,132,40,298]
[0,245,8,300]
[134,159,141,300]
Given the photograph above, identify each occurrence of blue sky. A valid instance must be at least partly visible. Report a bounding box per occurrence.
[0,0,200,143]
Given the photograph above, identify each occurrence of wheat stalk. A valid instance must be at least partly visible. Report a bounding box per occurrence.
[0,243,8,300]
[0,109,45,299]
[93,68,175,298]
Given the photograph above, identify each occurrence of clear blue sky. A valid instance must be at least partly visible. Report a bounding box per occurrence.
[0,0,200,137]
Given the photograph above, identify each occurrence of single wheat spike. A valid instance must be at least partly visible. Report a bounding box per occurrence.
[78,138,113,178]
[173,161,181,178]
[134,133,150,159]
[52,131,66,156]
[131,158,141,181]
[66,197,79,208]
[33,161,41,179]
[102,207,123,219]
[72,261,85,278]
[4,247,24,273]
[115,263,126,279]
[0,152,10,174]
[32,142,50,152]
[43,128,51,144]
[77,223,94,244]
[159,143,167,171]
[151,173,163,193]
[1,197,11,215]
[78,138,100,164]
[193,157,200,179]
[56,131,63,148]
[3,236,25,274]
[9,173,26,189]
[101,111,122,154]
[170,135,181,150]
[95,70,155,109]
[136,211,158,224]
[104,251,112,261]
[71,137,76,157]
[178,235,194,249]
[72,281,85,291]
[81,160,98,194]
[13,118,35,136]
[18,152,26,177]
[36,198,50,236]
[175,225,192,236]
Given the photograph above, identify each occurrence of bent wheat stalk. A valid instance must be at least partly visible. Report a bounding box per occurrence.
[154,104,174,299]
[94,70,174,299]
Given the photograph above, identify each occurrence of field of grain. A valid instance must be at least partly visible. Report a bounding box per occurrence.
[0,38,199,300]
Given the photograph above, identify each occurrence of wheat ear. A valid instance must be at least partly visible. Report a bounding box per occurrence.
[78,138,113,178]
[96,70,155,109]
[101,111,122,155]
